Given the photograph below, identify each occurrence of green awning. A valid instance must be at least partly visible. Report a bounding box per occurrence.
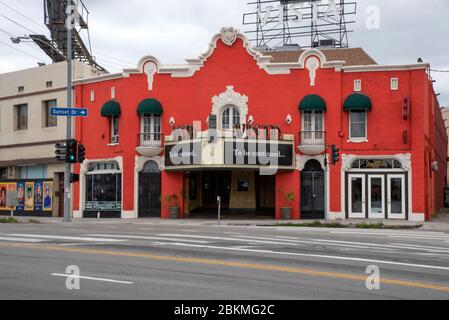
[343,93,372,111]
[137,98,163,115]
[299,95,327,111]
[101,100,121,117]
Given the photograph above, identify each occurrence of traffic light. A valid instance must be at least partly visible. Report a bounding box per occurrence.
[67,139,78,164]
[77,143,86,163]
[331,144,340,165]
[70,173,80,184]
[55,142,67,162]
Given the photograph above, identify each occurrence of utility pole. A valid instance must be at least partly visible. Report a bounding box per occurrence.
[64,2,73,223]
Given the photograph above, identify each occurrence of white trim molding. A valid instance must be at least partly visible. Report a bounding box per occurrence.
[296,154,326,171]
[79,157,124,218]
[212,86,249,126]
[341,153,413,221]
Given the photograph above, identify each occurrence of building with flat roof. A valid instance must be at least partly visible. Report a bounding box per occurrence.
[72,27,447,221]
[0,61,102,217]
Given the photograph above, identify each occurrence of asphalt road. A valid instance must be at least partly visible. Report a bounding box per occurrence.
[1,221,449,300]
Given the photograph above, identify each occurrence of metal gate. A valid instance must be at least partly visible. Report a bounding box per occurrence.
[138,161,161,218]
[300,160,325,219]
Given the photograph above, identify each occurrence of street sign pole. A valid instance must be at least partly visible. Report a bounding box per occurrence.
[64,4,73,223]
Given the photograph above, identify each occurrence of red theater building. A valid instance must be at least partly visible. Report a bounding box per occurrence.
[72,27,447,221]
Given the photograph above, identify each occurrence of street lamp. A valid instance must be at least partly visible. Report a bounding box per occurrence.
[11,26,74,223]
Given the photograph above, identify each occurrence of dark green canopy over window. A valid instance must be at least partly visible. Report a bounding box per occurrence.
[344,93,372,111]
[137,98,163,115]
[101,100,121,117]
[299,95,327,111]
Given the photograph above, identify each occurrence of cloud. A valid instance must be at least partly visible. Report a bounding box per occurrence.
[0,0,448,104]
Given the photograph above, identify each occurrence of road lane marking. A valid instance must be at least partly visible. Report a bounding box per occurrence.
[85,234,210,244]
[158,234,299,246]
[156,242,449,272]
[330,231,449,239]
[1,243,449,293]
[235,235,370,249]
[51,273,133,284]
[0,236,45,243]
[9,234,126,243]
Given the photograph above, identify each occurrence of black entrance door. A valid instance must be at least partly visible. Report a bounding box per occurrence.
[139,161,161,218]
[300,160,325,219]
[202,171,231,209]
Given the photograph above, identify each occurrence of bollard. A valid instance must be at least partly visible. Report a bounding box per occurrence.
[97,212,101,219]
[217,196,221,225]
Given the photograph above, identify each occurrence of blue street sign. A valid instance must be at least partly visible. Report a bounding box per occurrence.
[51,108,89,117]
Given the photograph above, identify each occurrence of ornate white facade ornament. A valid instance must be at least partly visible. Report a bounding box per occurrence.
[135,156,164,172]
[212,86,249,124]
[341,153,412,172]
[341,154,357,171]
[220,27,238,46]
[296,155,326,171]
[143,61,157,91]
[306,56,320,86]
[396,153,412,171]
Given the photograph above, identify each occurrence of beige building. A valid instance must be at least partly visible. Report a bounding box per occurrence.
[0,61,102,217]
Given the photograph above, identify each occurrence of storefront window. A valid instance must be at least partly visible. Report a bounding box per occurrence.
[85,162,122,211]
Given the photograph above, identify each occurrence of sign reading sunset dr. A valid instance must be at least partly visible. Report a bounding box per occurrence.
[164,139,294,171]
[51,108,89,117]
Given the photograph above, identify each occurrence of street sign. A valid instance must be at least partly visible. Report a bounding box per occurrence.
[51,108,88,117]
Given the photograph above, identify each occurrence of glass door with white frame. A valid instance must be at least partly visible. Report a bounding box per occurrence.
[302,111,324,143]
[368,175,385,219]
[387,175,406,219]
[348,174,366,218]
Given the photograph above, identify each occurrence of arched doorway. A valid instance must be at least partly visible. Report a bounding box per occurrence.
[300,160,325,219]
[138,161,161,218]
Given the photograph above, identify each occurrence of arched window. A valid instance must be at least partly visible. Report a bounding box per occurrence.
[222,106,240,130]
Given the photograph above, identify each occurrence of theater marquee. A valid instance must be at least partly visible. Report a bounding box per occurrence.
[165,138,295,171]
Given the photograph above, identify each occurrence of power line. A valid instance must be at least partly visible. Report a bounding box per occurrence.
[0,14,40,35]
[432,69,449,73]
[0,0,47,31]
[95,56,131,69]
[0,39,45,61]
[92,49,135,66]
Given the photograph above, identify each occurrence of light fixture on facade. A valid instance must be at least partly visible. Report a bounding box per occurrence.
[169,117,176,127]
[248,115,254,126]
[286,114,293,125]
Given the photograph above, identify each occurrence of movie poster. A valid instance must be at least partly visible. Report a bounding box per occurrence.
[25,182,34,211]
[0,183,7,210]
[34,181,43,212]
[43,181,53,212]
[7,183,17,210]
[17,182,25,212]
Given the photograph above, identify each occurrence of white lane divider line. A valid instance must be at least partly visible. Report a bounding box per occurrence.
[51,273,133,284]
[0,236,45,243]
[85,234,210,244]
[157,234,299,246]
[9,234,126,243]
[156,242,449,272]
[229,235,370,249]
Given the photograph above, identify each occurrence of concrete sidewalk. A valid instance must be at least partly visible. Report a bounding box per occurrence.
[4,213,449,232]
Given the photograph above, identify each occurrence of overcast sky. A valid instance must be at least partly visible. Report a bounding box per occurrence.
[0,0,448,105]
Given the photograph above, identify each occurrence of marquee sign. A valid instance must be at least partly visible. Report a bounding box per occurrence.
[165,139,295,170]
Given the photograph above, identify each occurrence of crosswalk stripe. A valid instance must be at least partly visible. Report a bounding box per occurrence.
[158,234,298,246]
[9,234,126,243]
[0,236,45,243]
[85,234,210,244]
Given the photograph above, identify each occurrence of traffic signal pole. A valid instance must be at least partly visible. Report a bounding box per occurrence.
[64,5,73,223]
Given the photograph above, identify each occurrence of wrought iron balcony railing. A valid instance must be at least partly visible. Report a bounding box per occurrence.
[299,131,326,146]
